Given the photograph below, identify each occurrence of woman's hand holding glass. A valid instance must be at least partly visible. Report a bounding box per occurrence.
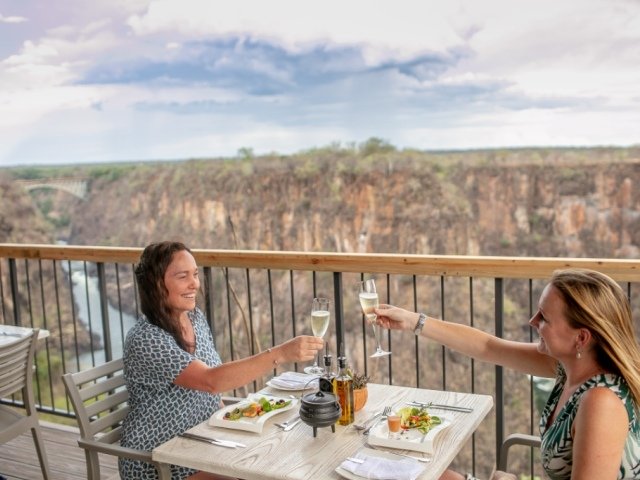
[304,297,330,374]
[358,279,391,358]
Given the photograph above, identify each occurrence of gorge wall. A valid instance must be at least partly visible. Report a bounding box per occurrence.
[46,147,640,260]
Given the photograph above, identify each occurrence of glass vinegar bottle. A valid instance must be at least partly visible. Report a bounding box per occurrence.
[333,356,354,425]
[319,352,336,393]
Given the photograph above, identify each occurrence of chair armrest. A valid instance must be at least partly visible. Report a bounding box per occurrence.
[77,438,153,463]
[498,433,541,471]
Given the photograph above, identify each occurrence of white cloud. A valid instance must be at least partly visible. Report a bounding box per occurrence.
[126,0,466,63]
[1,0,639,166]
[0,13,27,23]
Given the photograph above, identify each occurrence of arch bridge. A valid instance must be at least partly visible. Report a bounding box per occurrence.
[16,178,88,199]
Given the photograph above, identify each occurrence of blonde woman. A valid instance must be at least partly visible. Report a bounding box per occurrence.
[376,269,640,480]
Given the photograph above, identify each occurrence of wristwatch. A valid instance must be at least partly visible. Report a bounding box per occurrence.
[413,313,427,336]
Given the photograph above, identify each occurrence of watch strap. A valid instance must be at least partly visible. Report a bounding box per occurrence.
[414,313,427,336]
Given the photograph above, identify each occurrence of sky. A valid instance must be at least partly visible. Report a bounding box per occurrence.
[1,0,639,166]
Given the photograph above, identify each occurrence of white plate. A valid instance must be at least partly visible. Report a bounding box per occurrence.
[265,380,318,391]
[208,394,298,433]
[265,371,319,391]
[367,414,452,454]
[335,447,424,479]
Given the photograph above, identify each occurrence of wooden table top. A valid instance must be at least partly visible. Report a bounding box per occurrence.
[153,381,493,480]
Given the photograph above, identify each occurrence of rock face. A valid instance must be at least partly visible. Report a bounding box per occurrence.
[0,175,52,243]
[57,149,640,260]
[459,162,640,258]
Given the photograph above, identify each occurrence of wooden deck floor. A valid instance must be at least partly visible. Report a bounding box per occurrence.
[0,421,118,480]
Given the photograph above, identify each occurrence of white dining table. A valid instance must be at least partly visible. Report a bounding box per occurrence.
[152,381,493,480]
[0,324,49,346]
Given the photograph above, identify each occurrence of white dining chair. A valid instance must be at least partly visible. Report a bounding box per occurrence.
[0,328,52,479]
[62,357,171,480]
[497,432,541,472]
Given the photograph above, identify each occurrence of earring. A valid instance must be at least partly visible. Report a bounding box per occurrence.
[576,347,582,360]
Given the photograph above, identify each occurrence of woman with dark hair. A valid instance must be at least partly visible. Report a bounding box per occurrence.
[375,268,640,480]
[119,241,323,479]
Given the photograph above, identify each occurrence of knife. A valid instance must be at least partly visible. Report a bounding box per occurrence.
[179,432,246,448]
[283,417,302,431]
[408,401,473,413]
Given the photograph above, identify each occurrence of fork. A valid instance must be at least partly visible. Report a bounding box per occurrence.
[362,406,391,435]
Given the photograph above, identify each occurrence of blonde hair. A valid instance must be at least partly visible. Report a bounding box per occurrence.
[551,268,640,407]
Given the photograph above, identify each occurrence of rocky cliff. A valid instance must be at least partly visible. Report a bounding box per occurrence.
[55,147,640,260]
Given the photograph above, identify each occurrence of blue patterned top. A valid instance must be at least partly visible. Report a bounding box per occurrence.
[119,308,222,480]
[540,365,640,479]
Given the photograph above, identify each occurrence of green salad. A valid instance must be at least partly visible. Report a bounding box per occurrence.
[397,406,442,434]
[223,397,292,421]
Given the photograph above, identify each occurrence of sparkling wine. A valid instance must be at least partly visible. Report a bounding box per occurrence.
[359,279,391,358]
[359,292,379,322]
[311,310,330,337]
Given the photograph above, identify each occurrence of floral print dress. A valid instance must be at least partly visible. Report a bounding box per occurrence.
[540,365,640,479]
[119,308,222,479]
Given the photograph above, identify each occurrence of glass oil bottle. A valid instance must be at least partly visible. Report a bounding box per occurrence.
[333,355,354,425]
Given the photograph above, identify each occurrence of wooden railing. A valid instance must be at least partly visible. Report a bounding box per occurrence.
[3,243,639,278]
[1,243,639,478]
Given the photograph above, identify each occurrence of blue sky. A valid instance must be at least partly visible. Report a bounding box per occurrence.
[1,0,639,166]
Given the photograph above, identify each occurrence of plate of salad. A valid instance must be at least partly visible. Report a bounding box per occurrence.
[367,406,452,454]
[209,394,297,433]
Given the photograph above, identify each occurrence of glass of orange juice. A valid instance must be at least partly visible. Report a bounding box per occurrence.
[387,414,401,439]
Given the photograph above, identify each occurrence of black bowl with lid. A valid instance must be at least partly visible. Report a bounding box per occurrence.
[299,390,341,437]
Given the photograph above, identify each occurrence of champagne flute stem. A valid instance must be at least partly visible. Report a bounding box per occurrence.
[370,318,383,350]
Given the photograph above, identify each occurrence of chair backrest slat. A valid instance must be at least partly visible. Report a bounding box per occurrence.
[78,374,126,402]
[90,407,129,437]
[0,332,38,401]
[85,389,128,418]
[0,378,26,398]
[98,425,123,445]
[71,358,124,384]
[0,336,32,398]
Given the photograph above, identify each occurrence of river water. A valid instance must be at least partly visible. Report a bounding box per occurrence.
[62,259,136,369]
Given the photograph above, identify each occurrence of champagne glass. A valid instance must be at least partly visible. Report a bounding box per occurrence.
[358,279,391,358]
[304,297,330,374]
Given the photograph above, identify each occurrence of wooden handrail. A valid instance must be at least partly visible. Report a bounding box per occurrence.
[1,243,639,281]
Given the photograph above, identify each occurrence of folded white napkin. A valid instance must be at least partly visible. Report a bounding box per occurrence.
[269,371,319,390]
[339,452,425,480]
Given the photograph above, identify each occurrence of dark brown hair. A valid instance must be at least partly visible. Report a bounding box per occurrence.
[135,241,192,350]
